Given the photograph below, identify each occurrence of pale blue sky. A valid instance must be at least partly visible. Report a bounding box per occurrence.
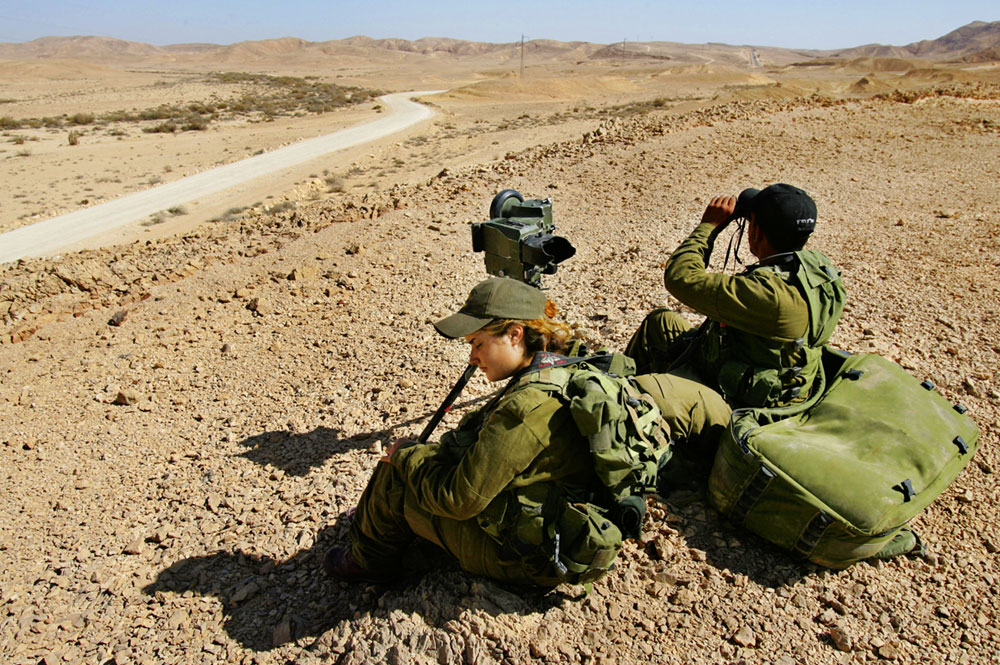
[0,1,996,51]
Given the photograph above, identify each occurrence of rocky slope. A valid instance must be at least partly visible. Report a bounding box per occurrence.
[1,84,999,664]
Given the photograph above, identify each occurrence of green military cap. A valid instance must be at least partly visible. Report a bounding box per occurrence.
[434,277,546,338]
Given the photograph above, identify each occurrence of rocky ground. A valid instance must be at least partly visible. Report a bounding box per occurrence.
[1,84,999,664]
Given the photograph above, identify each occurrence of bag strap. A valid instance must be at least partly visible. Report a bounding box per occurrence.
[729,352,829,455]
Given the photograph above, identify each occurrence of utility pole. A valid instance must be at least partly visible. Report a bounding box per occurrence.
[520,35,525,78]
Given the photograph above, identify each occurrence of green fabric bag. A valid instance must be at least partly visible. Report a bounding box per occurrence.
[708,348,980,568]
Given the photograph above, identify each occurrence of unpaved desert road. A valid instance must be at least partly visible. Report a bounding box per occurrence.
[0,90,445,264]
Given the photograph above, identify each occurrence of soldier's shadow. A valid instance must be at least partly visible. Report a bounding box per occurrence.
[238,395,493,476]
[143,512,564,652]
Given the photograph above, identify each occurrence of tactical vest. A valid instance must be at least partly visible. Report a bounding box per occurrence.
[461,352,670,584]
[694,250,845,408]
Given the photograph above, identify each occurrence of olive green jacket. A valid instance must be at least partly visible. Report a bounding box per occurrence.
[663,223,845,407]
[390,385,594,524]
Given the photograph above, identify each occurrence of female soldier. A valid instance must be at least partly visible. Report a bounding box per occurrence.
[324,277,729,586]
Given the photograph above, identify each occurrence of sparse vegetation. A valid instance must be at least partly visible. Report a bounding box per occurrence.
[143,122,177,134]
[67,130,81,146]
[0,74,381,136]
[15,148,31,157]
[325,175,345,192]
[68,113,95,126]
[269,201,296,213]
[219,206,247,222]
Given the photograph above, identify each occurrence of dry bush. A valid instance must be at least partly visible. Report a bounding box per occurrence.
[325,175,345,192]
[68,113,95,126]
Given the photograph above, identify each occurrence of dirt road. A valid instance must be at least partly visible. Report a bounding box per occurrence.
[0,90,444,264]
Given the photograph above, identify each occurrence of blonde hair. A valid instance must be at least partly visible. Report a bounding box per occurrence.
[477,299,575,354]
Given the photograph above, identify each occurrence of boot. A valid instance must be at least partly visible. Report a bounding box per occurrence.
[323,546,386,583]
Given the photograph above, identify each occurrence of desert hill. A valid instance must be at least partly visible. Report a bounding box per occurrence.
[2,20,997,68]
[834,19,1000,60]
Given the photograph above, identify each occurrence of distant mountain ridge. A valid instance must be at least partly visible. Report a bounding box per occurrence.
[834,20,1000,60]
[0,21,996,64]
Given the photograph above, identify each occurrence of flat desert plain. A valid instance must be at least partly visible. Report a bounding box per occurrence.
[1,35,999,665]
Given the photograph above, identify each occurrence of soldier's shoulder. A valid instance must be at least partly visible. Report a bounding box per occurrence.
[498,385,562,420]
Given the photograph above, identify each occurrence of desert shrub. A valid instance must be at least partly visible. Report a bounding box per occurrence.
[139,106,177,121]
[0,116,20,130]
[16,148,31,157]
[180,114,209,131]
[68,112,95,125]
[11,135,26,145]
[143,122,177,134]
[187,102,215,114]
[68,130,81,146]
[167,206,187,216]
[103,110,133,123]
[269,201,296,213]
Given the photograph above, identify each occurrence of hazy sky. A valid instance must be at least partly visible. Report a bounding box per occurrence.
[0,1,996,51]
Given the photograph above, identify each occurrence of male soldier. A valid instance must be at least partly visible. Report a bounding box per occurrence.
[626,184,846,409]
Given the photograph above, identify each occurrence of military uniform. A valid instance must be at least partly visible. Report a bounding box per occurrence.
[347,365,730,586]
[626,222,845,408]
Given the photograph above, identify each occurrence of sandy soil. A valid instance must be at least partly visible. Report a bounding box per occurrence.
[1,43,999,665]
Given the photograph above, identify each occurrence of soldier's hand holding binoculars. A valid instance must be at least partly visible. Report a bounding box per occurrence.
[701,195,738,228]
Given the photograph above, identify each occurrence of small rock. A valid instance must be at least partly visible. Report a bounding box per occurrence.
[108,310,128,326]
[670,587,697,606]
[205,495,223,513]
[113,389,140,406]
[829,626,852,651]
[289,266,319,281]
[732,626,756,647]
[231,581,259,603]
[167,609,188,630]
[878,643,899,660]
[247,297,272,316]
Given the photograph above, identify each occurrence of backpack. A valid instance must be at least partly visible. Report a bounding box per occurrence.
[492,352,672,583]
[708,347,980,568]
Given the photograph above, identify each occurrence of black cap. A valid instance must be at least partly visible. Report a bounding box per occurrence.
[737,184,817,252]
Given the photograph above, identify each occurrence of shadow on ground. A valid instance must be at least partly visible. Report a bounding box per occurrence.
[238,394,494,476]
[144,512,565,652]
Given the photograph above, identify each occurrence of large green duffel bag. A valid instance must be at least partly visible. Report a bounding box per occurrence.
[708,348,980,569]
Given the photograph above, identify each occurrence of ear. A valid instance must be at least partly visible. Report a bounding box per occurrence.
[506,323,525,345]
